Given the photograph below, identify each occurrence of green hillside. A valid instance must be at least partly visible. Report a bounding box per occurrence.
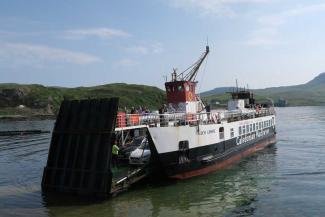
[1,72,324,119]
[0,83,165,117]
[202,73,325,107]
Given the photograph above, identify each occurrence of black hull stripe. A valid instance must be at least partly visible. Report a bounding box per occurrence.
[157,127,276,177]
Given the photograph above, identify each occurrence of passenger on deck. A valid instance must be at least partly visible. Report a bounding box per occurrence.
[205,104,211,122]
[112,144,120,167]
[131,107,136,114]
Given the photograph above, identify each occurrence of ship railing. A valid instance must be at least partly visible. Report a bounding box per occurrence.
[116,112,214,128]
[255,107,275,117]
[225,107,275,123]
[115,108,275,129]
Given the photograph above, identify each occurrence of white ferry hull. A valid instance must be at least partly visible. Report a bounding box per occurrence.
[148,115,276,179]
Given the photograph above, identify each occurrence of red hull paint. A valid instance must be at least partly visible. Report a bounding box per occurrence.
[170,135,276,179]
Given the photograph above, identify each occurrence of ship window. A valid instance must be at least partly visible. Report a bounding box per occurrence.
[178,85,183,91]
[219,127,224,140]
[230,128,234,138]
[259,122,262,129]
[253,123,256,131]
[239,126,242,135]
[242,126,245,134]
[256,123,258,130]
[185,85,190,91]
[246,125,249,133]
[250,124,253,132]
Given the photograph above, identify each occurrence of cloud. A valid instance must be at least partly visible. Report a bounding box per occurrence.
[127,45,149,55]
[258,3,325,27]
[114,58,139,67]
[0,42,101,66]
[247,3,325,46]
[126,42,163,55]
[246,27,280,46]
[64,27,130,40]
[168,0,271,17]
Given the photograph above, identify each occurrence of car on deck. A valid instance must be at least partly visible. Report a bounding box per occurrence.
[129,138,151,165]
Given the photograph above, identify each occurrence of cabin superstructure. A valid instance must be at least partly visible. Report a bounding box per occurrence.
[165,46,209,114]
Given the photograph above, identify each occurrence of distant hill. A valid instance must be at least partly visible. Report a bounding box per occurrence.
[202,73,325,107]
[0,83,165,117]
[200,87,234,97]
[305,72,325,86]
[1,72,324,118]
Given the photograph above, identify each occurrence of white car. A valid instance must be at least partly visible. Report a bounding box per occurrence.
[129,138,151,165]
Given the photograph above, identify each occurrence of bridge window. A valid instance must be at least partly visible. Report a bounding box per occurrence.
[239,126,242,135]
[219,127,224,140]
[230,128,234,138]
[250,124,253,132]
[253,123,256,131]
[246,125,249,133]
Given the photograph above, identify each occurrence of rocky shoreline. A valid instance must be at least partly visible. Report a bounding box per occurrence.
[0,114,56,121]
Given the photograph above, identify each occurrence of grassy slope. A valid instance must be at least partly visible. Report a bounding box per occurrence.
[203,86,325,107]
[0,83,166,115]
[202,74,325,106]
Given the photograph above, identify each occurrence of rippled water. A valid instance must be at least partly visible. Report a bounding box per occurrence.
[0,107,325,217]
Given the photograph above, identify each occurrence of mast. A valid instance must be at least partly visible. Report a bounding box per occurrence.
[176,46,210,82]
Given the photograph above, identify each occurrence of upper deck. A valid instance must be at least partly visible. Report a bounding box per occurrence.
[115,107,275,131]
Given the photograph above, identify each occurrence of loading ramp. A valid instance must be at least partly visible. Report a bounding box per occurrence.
[42,98,119,197]
[42,98,152,198]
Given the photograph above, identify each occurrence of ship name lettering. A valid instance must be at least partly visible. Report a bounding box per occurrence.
[236,129,270,145]
[199,129,216,135]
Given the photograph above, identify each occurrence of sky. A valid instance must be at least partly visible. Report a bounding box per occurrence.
[1,0,325,91]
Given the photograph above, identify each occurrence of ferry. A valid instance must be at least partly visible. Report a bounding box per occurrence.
[115,46,277,179]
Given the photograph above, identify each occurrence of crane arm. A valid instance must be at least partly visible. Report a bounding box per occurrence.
[176,46,209,82]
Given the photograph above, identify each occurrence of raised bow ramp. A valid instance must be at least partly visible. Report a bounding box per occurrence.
[41,98,119,197]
